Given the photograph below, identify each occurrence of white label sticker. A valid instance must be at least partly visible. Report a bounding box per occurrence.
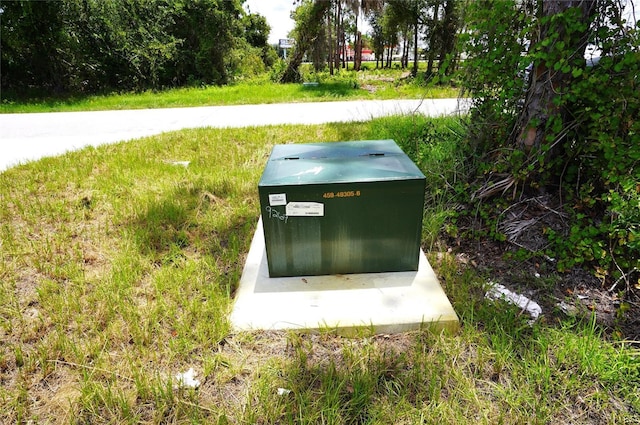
[269,193,287,206]
[286,202,324,217]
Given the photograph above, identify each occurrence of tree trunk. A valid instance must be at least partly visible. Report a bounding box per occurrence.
[341,16,346,69]
[354,31,362,71]
[511,0,596,156]
[335,1,342,71]
[328,11,334,75]
[353,8,361,71]
[402,28,409,69]
[412,11,419,76]
[438,0,457,76]
[426,1,441,77]
[281,1,331,83]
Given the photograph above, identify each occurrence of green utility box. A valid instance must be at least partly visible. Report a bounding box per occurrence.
[258,140,426,277]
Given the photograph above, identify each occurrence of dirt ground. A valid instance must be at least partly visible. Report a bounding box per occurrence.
[449,194,640,342]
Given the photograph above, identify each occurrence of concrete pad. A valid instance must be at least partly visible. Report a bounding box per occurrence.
[230,218,459,335]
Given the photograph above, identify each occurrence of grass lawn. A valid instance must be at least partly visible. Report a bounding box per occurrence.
[1,116,638,424]
[0,68,458,114]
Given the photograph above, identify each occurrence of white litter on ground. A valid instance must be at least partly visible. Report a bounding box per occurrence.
[175,368,200,389]
[485,282,543,324]
[277,388,292,396]
[166,160,190,167]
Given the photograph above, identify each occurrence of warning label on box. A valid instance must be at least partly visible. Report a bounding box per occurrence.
[286,202,324,217]
[268,193,287,206]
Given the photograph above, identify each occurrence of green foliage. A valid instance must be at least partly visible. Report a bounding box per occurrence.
[557,35,640,278]
[301,69,359,88]
[0,0,266,94]
[534,5,639,280]
[280,0,331,83]
[226,42,268,81]
[242,12,270,49]
[266,59,287,83]
[460,0,639,285]
[459,0,532,152]
[0,0,68,92]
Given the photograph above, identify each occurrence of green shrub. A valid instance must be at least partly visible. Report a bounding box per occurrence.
[227,44,267,81]
[460,0,639,285]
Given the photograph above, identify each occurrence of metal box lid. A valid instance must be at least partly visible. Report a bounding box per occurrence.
[259,140,425,186]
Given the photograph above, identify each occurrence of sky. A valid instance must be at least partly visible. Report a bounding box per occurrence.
[243,0,296,45]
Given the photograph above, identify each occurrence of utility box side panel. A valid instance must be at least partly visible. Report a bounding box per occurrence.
[259,179,425,277]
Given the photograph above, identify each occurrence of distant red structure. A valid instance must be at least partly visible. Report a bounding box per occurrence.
[344,46,375,61]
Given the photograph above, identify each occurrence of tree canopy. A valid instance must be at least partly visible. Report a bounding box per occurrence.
[0,0,272,94]
[280,0,462,82]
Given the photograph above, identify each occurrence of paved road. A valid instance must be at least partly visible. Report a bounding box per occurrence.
[0,98,469,172]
